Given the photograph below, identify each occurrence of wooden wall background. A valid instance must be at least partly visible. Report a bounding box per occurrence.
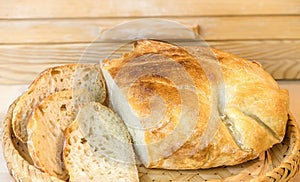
[0,0,300,84]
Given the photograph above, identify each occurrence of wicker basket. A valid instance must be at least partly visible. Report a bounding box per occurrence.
[2,97,300,182]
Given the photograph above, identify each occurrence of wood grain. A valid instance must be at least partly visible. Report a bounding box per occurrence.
[0,40,299,84]
[0,0,299,19]
[0,16,299,44]
[1,41,299,63]
[260,60,300,80]
[210,40,300,60]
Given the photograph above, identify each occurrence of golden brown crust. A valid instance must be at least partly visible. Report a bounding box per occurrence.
[104,40,212,167]
[214,49,289,141]
[102,40,289,169]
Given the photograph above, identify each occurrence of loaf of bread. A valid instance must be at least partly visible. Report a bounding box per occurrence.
[12,64,106,142]
[63,102,139,182]
[27,90,94,180]
[101,40,289,169]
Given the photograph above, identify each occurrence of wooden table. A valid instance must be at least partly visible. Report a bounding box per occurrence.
[0,0,299,181]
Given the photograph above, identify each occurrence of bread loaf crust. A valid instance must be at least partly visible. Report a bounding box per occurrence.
[102,40,289,169]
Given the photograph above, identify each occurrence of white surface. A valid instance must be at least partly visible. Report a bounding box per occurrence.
[0,82,299,181]
[0,85,27,181]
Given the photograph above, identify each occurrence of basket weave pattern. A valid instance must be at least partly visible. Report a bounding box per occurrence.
[1,97,300,182]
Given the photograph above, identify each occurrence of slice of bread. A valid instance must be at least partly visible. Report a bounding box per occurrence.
[12,63,106,142]
[63,102,139,182]
[27,90,94,180]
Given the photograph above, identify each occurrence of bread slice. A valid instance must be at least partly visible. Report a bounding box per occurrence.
[27,90,94,180]
[12,63,106,142]
[63,102,138,182]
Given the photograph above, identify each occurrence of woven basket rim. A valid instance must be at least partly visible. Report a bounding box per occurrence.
[1,97,300,182]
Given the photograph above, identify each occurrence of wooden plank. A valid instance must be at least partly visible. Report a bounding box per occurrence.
[0,63,64,84]
[0,16,299,44]
[1,60,299,84]
[0,41,299,64]
[0,40,299,84]
[260,60,300,80]
[209,40,300,60]
[0,0,299,19]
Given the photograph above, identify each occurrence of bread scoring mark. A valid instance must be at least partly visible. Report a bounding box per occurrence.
[221,115,248,151]
[242,111,280,141]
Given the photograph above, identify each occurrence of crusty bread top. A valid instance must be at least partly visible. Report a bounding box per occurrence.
[63,102,138,182]
[12,63,106,142]
[26,90,94,180]
[212,48,288,139]
[102,39,289,169]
